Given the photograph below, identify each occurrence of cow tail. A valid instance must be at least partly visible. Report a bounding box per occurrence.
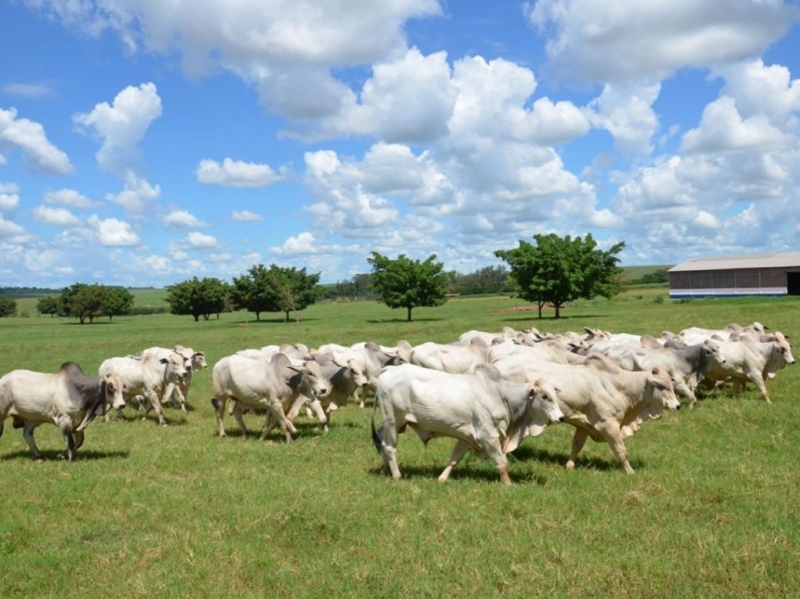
[370,392,381,454]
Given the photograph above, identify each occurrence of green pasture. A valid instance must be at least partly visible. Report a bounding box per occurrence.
[1,293,798,598]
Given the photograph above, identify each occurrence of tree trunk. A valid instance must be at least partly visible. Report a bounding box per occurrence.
[193,314,200,322]
[407,306,412,322]
[538,301,544,319]
[256,312,261,322]
[554,303,562,318]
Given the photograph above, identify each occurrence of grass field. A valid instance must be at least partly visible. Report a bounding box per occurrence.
[1,292,798,598]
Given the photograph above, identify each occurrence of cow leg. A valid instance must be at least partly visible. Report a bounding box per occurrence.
[21,421,44,461]
[142,389,167,426]
[566,428,589,470]
[438,440,471,483]
[597,422,634,474]
[210,397,228,437]
[744,368,770,403]
[231,401,249,438]
[73,431,85,451]
[379,424,402,480]
[262,398,297,442]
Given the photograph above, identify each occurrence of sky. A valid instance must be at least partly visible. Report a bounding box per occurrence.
[1,0,800,289]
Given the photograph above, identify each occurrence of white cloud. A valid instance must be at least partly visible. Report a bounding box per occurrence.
[717,59,800,125]
[3,83,52,97]
[186,231,218,248]
[43,188,98,208]
[232,210,264,222]
[0,108,73,174]
[73,82,162,175]
[32,205,82,227]
[105,172,161,212]
[196,158,285,188]
[0,181,20,212]
[0,216,32,243]
[586,83,661,156]
[163,210,209,228]
[88,215,140,246]
[681,95,794,154]
[526,0,797,83]
[270,232,318,255]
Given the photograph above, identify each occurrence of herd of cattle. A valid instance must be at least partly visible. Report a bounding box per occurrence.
[0,321,793,484]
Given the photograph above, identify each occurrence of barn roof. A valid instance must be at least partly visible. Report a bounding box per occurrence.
[669,252,800,272]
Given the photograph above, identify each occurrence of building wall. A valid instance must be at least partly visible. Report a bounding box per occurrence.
[669,267,789,298]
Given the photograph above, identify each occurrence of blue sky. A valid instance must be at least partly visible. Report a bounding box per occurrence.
[1,0,799,288]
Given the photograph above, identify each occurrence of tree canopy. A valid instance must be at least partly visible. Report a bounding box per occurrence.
[495,233,625,318]
[367,252,449,321]
[231,264,320,322]
[0,295,17,317]
[60,283,109,324]
[165,277,229,321]
[36,295,61,317]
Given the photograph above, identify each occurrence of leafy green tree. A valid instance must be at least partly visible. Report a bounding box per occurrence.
[37,295,61,317]
[495,233,625,319]
[0,295,17,317]
[60,283,107,324]
[102,286,135,321]
[165,277,229,321]
[232,263,320,322]
[367,252,448,322]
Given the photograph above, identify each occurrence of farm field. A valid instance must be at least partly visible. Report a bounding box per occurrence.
[1,292,799,598]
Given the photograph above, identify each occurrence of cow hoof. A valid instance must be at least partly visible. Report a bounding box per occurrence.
[565,461,575,470]
[56,453,67,460]
[34,456,45,462]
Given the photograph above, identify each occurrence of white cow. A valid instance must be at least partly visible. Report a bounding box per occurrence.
[99,351,187,426]
[318,341,400,407]
[493,355,680,474]
[373,363,564,484]
[0,362,126,461]
[138,345,207,411]
[702,332,794,402]
[409,338,490,374]
[211,353,328,442]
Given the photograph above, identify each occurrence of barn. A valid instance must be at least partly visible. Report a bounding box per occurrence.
[668,252,800,299]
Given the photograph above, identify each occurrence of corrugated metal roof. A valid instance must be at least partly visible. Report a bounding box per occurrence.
[669,252,800,272]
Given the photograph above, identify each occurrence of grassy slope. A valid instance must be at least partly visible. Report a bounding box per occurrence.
[0,293,798,598]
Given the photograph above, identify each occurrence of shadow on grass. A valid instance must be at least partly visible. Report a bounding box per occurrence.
[231,317,320,325]
[61,321,119,326]
[367,464,548,484]
[501,313,608,324]
[103,413,189,427]
[511,445,643,472]
[0,449,130,461]
[366,317,445,324]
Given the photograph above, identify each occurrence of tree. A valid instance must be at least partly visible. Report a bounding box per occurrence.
[60,283,108,324]
[231,263,320,322]
[37,295,61,317]
[495,233,625,319]
[102,287,135,320]
[165,277,229,321]
[0,295,16,317]
[367,252,449,322]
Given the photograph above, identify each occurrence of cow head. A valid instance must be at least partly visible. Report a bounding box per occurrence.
[76,372,126,432]
[161,352,188,383]
[346,358,369,388]
[771,332,795,367]
[702,338,724,364]
[647,367,681,411]
[524,378,565,438]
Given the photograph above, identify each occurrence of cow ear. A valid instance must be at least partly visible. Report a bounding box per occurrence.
[160,357,169,364]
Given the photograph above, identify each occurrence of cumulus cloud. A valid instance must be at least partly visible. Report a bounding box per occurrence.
[73,82,162,175]
[586,83,661,156]
[186,231,218,248]
[270,232,319,255]
[44,188,98,208]
[526,0,797,83]
[88,215,140,246]
[196,158,285,187]
[0,217,32,243]
[163,210,209,228]
[32,205,82,227]
[105,172,161,212]
[232,210,264,222]
[0,108,73,174]
[0,181,20,212]
[681,95,794,154]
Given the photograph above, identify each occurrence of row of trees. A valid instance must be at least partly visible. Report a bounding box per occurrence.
[21,233,625,324]
[164,265,320,322]
[37,283,135,323]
